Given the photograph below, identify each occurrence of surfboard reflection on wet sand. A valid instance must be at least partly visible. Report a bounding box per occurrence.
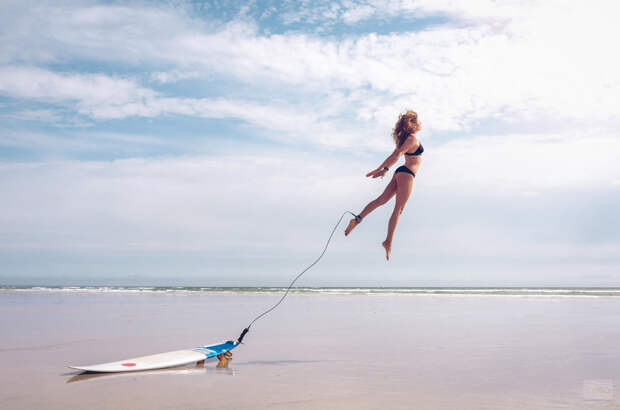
[66,362,235,384]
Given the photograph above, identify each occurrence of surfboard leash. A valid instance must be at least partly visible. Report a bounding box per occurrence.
[236,210,359,344]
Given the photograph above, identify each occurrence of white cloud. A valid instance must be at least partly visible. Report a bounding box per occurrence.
[0,153,368,252]
[1,138,618,286]
[149,70,202,84]
[423,132,620,192]
[0,66,383,149]
[0,128,178,156]
[271,0,532,27]
[340,3,376,24]
[2,1,619,138]
[1,130,618,251]
[0,108,91,127]
[0,66,156,115]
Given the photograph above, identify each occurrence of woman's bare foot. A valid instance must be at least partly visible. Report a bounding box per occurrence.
[382,240,392,260]
[345,218,359,236]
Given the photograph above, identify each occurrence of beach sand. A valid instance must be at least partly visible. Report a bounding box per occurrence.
[1,290,619,409]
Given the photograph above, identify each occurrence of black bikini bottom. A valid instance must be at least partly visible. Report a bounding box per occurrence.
[395,165,415,177]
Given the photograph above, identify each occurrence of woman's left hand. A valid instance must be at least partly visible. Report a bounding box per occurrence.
[366,168,387,178]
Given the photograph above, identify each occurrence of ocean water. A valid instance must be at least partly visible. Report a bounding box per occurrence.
[3,285,620,297]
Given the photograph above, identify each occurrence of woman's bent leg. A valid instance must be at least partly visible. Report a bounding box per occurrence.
[345,176,397,236]
[359,176,397,219]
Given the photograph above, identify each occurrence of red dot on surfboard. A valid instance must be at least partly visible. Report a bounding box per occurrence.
[122,363,136,367]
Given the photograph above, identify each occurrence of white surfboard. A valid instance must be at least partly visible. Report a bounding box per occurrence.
[69,340,238,373]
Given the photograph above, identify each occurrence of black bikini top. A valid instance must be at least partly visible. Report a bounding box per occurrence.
[405,143,424,156]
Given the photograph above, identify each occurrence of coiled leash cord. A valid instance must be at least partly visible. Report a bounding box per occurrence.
[236,210,360,343]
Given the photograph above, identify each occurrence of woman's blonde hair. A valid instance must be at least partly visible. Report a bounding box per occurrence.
[392,110,420,147]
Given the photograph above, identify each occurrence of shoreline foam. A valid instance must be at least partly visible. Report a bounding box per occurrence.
[2,285,620,297]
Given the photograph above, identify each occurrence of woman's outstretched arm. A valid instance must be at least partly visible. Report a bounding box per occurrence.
[366,136,417,178]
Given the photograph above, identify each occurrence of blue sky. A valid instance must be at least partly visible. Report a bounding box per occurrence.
[1,0,619,287]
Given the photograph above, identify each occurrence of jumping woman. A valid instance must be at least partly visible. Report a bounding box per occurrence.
[345,110,423,260]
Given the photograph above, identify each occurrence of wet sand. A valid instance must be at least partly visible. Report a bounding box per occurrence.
[1,290,620,409]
